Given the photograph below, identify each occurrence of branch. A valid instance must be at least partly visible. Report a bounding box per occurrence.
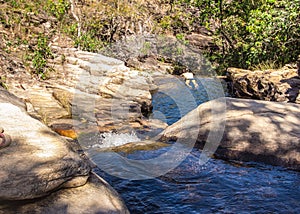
[69,0,81,49]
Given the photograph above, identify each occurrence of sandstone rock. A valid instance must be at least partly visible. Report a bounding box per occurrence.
[2,47,162,136]
[0,92,90,200]
[26,87,70,124]
[162,97,300,170]
[0,172,129,214]
[227,67,300,103]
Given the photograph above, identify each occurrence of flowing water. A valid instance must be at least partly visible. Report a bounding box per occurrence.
[94,76,300,213]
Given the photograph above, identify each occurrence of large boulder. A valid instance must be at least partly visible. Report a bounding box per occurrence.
[0,172,129,214]
[162,97,300,170]
[0,90,90,200]
[227,67,300,103]
[0,90,129,213]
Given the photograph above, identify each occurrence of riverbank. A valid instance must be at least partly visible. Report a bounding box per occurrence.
[1,51,300,212]
[0,45,170,212]
[0,87,129,213]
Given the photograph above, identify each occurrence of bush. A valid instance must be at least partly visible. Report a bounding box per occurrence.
[182,0,300,71]
[45,0,70,21]
[32,35,53,79]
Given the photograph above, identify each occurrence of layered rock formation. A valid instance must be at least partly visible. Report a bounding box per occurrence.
[0,43,173,212]
[227,67,300,103]
[3,47,167,140]
[162,97,300,170]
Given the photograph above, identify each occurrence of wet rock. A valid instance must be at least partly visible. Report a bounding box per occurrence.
[227,67,300,103]
[49,119,78,139]
[162,97,300,170]
[99,140,170,153]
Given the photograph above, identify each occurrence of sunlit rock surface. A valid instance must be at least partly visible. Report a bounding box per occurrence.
[0,99,90,200]
[162,97,300,170]
[0,90,129,213]
[3,48,166,139]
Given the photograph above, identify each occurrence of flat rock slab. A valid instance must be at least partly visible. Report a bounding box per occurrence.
[162,97,300,170]
[0,172,129,214]
[0,100,90,200]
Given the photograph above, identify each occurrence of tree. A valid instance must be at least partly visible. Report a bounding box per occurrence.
[184,0,300,70]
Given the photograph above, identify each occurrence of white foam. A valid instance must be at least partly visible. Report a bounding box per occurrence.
[91,131,141,149]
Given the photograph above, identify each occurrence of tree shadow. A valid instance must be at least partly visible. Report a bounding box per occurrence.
[280,76,300,102]
[0,173,126,214]
[0,130,90,201]
[162,98,300,171]
[0,130,126,213]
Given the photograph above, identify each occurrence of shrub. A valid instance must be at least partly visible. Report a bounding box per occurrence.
[45,0,70,21]
[32,35,53,79]
[180,0,300,71]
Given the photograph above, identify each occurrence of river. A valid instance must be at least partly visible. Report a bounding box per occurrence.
[94,76,300,213]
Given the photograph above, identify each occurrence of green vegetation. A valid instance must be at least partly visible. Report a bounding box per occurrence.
[0,76,8,89]
[0,0,299,77]
[179,0,300,71]
[32,35,53,79]
[0,0,65,78]
[45,0,70,21]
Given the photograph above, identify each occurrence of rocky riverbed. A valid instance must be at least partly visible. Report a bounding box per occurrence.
[1,40,300,212]
[0,45,169,213]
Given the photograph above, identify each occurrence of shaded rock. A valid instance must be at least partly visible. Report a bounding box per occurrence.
[0,87,25,109]
[0,172,129,214]
[227,67,300,103]
[0,93,90,200]
[186,33,218,51]
[162,97,300,170]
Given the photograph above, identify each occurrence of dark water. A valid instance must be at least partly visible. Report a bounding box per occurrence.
[95,77,300,213]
